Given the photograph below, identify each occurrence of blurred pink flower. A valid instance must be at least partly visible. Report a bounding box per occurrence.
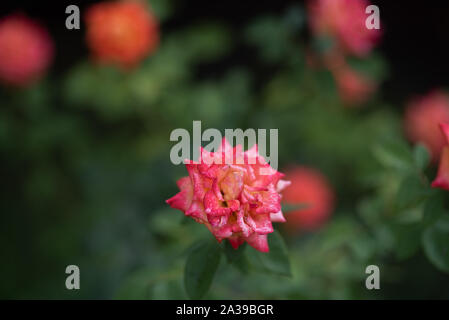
[307,0,381,56]
[0,14,53,86]
[432,123,449,191]
[282,166,335,232]
[166,139,290,253]
[333,65,376,106]
[404,91,449,161]
[85,0,159,69]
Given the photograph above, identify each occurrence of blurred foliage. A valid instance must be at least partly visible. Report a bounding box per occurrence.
[1,0,449,299]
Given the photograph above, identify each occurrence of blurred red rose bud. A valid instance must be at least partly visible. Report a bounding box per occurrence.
[333,66,376,106]
[404,91,449,161]
[0,14,54,87]
[282,166,335,232]
[85,0,159,69]
[307,0,381,57]
[431,123,449,191]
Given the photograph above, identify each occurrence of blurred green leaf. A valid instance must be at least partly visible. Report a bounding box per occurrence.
[181,24,232,63]
[282,203,309,213]
[223,241,250,274]
[283,5,305,32]
[373,139,414,171]
[392,222,423,260]
[422,216,449,273]
[422,192,446,226]
[312,36,336,55]
[115,268,153,299]
[146,0,173,21]
[413,144,430,170]
[245,230,292,277]
[246,16,293,63]
[223,241,245,264]
[184,239,221,299]
[396,174,431,211]
[347,53,387,82]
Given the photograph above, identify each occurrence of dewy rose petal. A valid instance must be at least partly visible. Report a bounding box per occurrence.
[166,139,290,253]
[432,123,449,191]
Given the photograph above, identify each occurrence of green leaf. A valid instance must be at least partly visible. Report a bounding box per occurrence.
[372,139,414,171]
[282,202,309,213]
[422,192,446,226]
[392,222,423,260]
[184,239,221,299]
[181,24,231,63]
[346,53,387,82]
[245,230,292,277]
[413,144,430,170]
[223,241,250,274]
[115,271,152,299]
[145,0,173,21]
[396,174,431,210]
[245,16,292,63]
[283,5,305,32]
[312,35,336,55]
[422,216,449,273]
[223,241,245,263]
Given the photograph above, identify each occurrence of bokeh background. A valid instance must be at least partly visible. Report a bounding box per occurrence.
[2,0,449,299]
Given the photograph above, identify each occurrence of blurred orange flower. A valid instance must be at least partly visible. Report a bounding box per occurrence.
[0,14,53,86]
[282,166,335,232]
[85,0,159,69]
[404,91,449,161]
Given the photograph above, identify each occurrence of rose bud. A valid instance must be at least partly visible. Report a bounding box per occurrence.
[282,166,335,232]
[333,65,376,106]
[0,14,53,86]
[307,0,381,57]
[404,91,449,161]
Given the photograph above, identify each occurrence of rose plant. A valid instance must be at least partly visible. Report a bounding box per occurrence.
[166,138,293,298]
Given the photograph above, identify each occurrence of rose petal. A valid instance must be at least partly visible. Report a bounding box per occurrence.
[270,210,286,222]
[166,177,193,211]
[432,146,449,191]
[246,233,269,253]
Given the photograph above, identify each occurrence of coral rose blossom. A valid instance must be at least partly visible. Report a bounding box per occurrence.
[307,0,381,56]
[432,123,449,191]
[404,91,449,161]
[282,166,335,232]
[166,139,290,253]
[85,0,159,68]
[0,14,53,86]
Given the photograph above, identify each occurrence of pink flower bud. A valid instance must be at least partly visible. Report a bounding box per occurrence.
[307,0,381,57]
[282,166,335,232]
[432,123,449,191]
[404,91,449,161]
[166,139,290,253]
[0,14,53,86]
[333,66,376,106]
